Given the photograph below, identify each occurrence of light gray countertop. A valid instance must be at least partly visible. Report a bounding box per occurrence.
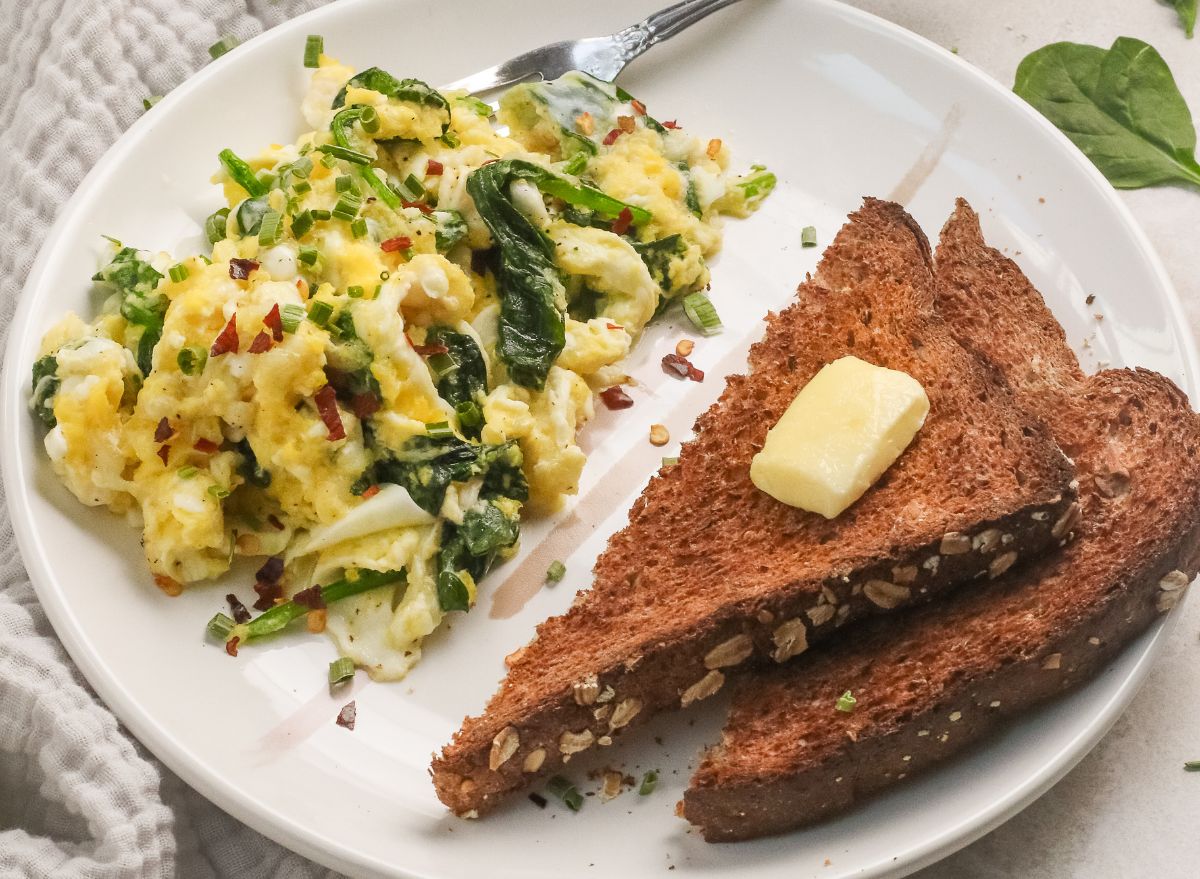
[844,2,1199,876]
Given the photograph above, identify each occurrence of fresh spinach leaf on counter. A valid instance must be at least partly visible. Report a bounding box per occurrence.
[1170,0,1197,38]
[1014,37,1200,189]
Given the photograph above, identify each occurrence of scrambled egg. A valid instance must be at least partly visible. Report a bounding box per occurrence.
[30,58,772,680]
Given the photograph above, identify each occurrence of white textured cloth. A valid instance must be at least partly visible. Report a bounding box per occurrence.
[0,3,341,875]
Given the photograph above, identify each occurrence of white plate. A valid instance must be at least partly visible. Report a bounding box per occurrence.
[3,0,1196,876]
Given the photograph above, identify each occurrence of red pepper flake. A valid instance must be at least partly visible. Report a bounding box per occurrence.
[602,128,624,146]
[426,159,444,175]
[154,574,183,596]
[263,303,284,342]
[252,579,282,611]
[225,593,252,624]
[228,258,259,280]
[350,392,380,420]
[600,386,634,410]
[336,700,356,730]
[156,444,170,465]
[662,352,705,382]
[257,556,284,583]
[617,115,636,133]
[225,636,240,657]
[412,342,449,356]
[630,98,647,116]
[662,119,680,129]
[381,235,414,253]
[210,314,239,356]
[606,322,624,331]
[361,484,381,500]
[293,583,327,610]
[314,384,346,441]
[267,514,285,531]
[154,416,173,443]
[401,200,433,215]
[194,438,220,454]
[611,207,634,236]
[247,330,273,354]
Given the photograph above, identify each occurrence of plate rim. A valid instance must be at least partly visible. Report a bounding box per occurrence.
[2,0,1196,876]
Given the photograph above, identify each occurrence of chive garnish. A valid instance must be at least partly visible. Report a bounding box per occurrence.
[297,246,320,267]
[168,264,189,283]
[177,465,198,479]
[1185,761,1200,772]
[303,34,323,68]
[350,218,368,239]
[332,191,362,222]
[661,456,679,467]
[545,776,583,811]
[290,210,316,239]
[563,152,588,176]
[328,656,355,687]
[425,421,454,439]
[835,690,857,712]
[177,347,207,376]
[291,180,312,195]
[258,209,284,246]
[205,207,230,245]
[317,143,372,165]
[347,284,365,299]
[280,303,306,333]
[359,106,380,135]
[335,174,357,194]
[399,173,425,201]
[208,35,239,60]
[143,95,163,112]
[218,148,267,198]
[546,560,566,583]
[208,484,231,500]
[682,291,723,336]
[639,770,658,795]
[801,225,818,247]
[454,400,483,430]
[307,300,334,327]
[208,612,236,641]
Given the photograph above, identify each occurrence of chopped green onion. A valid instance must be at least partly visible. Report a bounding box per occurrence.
[563,152,589,176]
[320,152,338,168]
[801,225,818,248]
[207,612,236,640]
[143,95,163,112]
[101,234,123,247]
[233,569,406,643]
[350,218,368,239]
[1185,761,1200,772]
[297,246,320,267]
[335,174,357,194]
[177,347,207,376]
[307,300,334,327]
[258,209,284,246]
[835,690,857,713]
[332,191,362,221]
[682,291,723,336]
[290,157,313,179]
[639,770,658,796]
[328,656,355,686]
[454,400,483,430]
[316,143,372,165]
[379,270,390,281]
[440,130,460,148]
[177,465,198,479]
[280,303,306,333]
[205,207,230,244]
[168,264,190,283]
[347,284,365,298]
[545,560,566,583]
[208,35,239,59]
[208,484,231,500]
[457,95,493,117]
[545,776,583,812]
[291,180,312,195]
[218,148,268,198]
[661,457,679,468]
[399,173,425,201]
[359,106,380,135]
[425,421,454,439]
[303,34,323,68]
[290,210,316,239]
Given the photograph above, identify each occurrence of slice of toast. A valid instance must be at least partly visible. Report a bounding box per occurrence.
[682,200,1200,842]
[431,199,1076,816]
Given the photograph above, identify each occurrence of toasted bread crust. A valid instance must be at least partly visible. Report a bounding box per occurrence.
[431,199,1074,816]
[683,201,1200,842]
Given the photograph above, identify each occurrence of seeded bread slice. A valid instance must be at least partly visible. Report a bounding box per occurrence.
[431,199,1076,816]
[682,200,1200,842]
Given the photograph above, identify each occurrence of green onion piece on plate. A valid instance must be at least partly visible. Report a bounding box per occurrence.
[297,246,320,268]
[308,300,334,327]
[359,105,380,135]
[545,776,583,811]
[425,421,454,439]
[545,560,566,583]
[347,284,365,299]
[350,218,368,239]
[639,770,658,795]
[168,264,189,283]
[280,303,306,333]
[801,225,818,247]
[1185,760,1200,772]
[204,207,230,245]
[208,35,239,59]
[258,209,284,246]
[143,95,163,112]
[682,291,723,336]
[233,569,406,643]
[328,656,355,686]
[661,456,679,468]
[207,612,235,641]
[835,690,857,712]
[303,34,323,68]
[290,210,316,239]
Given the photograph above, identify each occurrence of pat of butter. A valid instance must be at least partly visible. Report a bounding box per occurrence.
[750,356,929,518]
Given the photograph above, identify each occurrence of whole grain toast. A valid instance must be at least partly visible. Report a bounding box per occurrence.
[431,199,1076,816]
[682,199,1200,842]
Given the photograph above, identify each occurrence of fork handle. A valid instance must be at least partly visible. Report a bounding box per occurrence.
[617,0,745,58]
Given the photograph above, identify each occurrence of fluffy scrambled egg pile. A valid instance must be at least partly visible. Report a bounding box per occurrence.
[30,58,772,679]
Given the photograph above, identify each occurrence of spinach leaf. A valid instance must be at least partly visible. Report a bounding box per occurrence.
[235,438,271,488]
[436,499,522,612]
[236,197,270,236]
[1014,37,1200,189]
[1171,0,1196,38]
[93,248,166,375]
[30,354,59,428]
[634,235,687,293]
[430,209,468,252]
[331,67,451,134]
[424,326,487,437]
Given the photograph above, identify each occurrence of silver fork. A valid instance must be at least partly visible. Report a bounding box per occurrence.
[440,0,747,96]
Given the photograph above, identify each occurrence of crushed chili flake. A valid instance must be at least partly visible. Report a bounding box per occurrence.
[257,556,284,583]
[600,386,635,410]
[225,636,240,657]
[314,384,346,441]
[606,322,624,331]
[267,514,285,531]
[602,128,624,146]
[706,138,723,160]
[575,111,595,135]
[336,700,356,730]
[210,314,239,356]
[293,584,327,610]
[617,115,636,133]
[225,593,252,624]
[426,159,444,175]
[662,352,705,382]
[630,98,647,116]
[156,444,170,465]
[361,484,381,500]
[400,200,433,214]
[193,437,220,454]
[263,303,284,341]
[611,207,634,236]
[662,119,680,129]
[380,235,413,252]
[412,342,449,356]
[153,574,183,596]
[306,608,327,633]
[247,330,273,354]
[154,417,173,443]
[350,393,380,420]
[252,579,283,612]
[228,258,259,280]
